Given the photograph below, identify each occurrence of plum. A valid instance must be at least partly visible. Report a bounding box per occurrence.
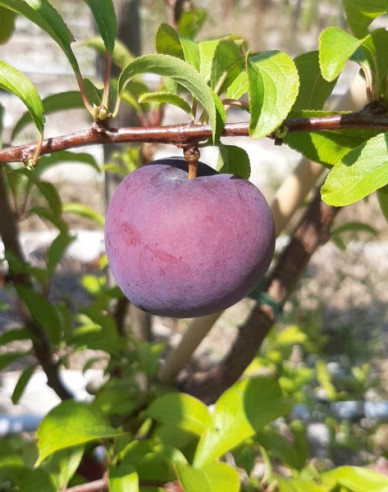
[104,157,275,318]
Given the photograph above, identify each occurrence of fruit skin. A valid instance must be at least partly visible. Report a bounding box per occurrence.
[104,157,275,318]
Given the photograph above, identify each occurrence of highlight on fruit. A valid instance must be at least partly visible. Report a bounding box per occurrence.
[104,157,275,318]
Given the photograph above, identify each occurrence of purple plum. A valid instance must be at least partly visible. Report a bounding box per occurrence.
[104,157,275,318]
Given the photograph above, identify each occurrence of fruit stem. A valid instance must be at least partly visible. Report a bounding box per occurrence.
[184,145,200,179]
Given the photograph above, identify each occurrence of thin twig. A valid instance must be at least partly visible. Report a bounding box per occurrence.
[65,478,107,492]
[1,105,388,165]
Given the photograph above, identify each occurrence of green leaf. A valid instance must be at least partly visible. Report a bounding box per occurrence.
[193,377,292,466]
[0,0,80,75]
[81,36,133,69]
[84,0,116,54]
[217,144,251,179]
[0,60,44,135]
[118,54,225,141]
[210,39,245,94]
[0,328,31,346]
[225,70,248,100]
[0,351,29,372]
[256,428,306,471]
[322,465,388,491]
[47,232,75,278]
[19,468,56,492]
[321,132,388,206]
[342,0,388,38]
[377,183,388,222]
[34,181,63,218]
[146,392,211,437]
[293,51,338,110]
[43,446,85,491]
[109,464,139,492]
[63,202,105,227]
[352,28,388,99]
[248,51,299,139]
[0,7,17,44]
[12,91,84,140]
[177,8,207,39]
[156,23,200,70]
[319,27,363,82]
[277,476,328,492]
[139,91,193,116]
[284,110,379,167]
[11,365,35,404]
[36,400,123,466]
[16,286,64,345]
[176,462,240,492]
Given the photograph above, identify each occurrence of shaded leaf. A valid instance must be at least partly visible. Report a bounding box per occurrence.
[342,0,388,38]
[177,8,207,39]
[0,7,17,44]
[43,446,85,491]
[156,23,199,70]
[217,144,251,178]
[63,202,105,227]
[0,60,44,135]
[11,365,35,405]
[81,36,133,69]
[36,150,100,176]
[19,468,56,492]
[0,328,31,346]
[210,39,245,94]
[377,183,388,222]
[321,132,388,206]
[139,91,193,116]
[36,400,123,465]
[84,0,116,54]
[47,232,75,278]
[193,377,292,466]
[0,352,29,372]
[248,51,299,139]
[293,51,338,110]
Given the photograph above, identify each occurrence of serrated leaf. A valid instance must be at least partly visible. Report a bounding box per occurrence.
[36,400,123,466]
[321,132,388,206]
[118,54,225,142]
[12,91,84,140]
[0,7,17,44]
[319,27,363,82]
[156,23,199,70]
[293,51,338,109]
[0,60,44,135]
[139,91,193,116]
[322,465,388,491]
[109,464,139,492]
[84,0,116,54]
[0,0,80,75]
[63,202,105,227]
[176,462,240,492]
[146,392,211,436]
[81,36,133,69]
[11,365,35,404]
[16,286,64,345]
[211,39,245,94]
[193,377,292,467]
[177,8,207,39]
[217,144,251,178]
[342,0,388,38]
[248,51,299,139]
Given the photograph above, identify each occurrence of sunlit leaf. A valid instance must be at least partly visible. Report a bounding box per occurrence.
[248,51,299,139]
[321,132,388,205]
[84,0,116,54]
[139,91,193,116]
[322,465,388,491]
[36,400,123,465]
[0,60,44,135]
[109,464,139,492]
[156,23,199,70]
[176,462,240,492]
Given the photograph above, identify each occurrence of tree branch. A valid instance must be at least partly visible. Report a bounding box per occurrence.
[1,104,388,165]
[181,188,340,403]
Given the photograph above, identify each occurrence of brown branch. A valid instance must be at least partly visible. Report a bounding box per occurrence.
[181,188,340,403]
[1,105,388,165]
[65,478,107,492]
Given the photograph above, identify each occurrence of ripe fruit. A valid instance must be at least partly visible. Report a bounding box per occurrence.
[104,157,275,318]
